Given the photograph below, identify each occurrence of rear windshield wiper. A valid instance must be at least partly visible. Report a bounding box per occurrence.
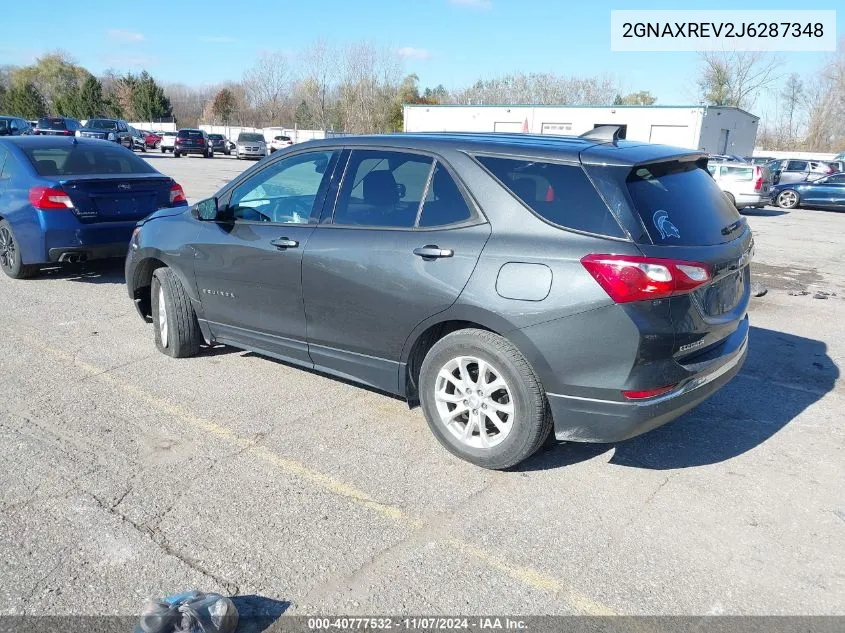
[721,219,744,236]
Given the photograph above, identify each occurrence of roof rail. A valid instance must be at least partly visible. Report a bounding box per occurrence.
[579,125,624,143]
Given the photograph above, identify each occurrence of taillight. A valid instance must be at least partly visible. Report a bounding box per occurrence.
[29,186,74,210]
[197,138,205,146]
[622,384,677,400]
[753,166,763,191]
[169,183,186,205]
[580,254,712,303]
[62,130,73,136]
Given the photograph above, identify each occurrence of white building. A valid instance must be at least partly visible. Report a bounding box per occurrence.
[403,104,760,156]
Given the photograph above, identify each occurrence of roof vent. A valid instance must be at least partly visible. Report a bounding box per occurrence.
[579,125,624,143]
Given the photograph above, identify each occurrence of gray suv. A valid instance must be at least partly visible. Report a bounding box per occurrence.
[125,133,751,469]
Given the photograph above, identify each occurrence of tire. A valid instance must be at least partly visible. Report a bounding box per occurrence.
[777,189,800,209]
[0,220,38,279]
[206,149,213,159]
[151,268,201,358]
[161,147,166,153]
[174,152,181,158]
[419,329,552,469]
[225,149,230,156]
[724,192,737,209]
[141,145,146,153]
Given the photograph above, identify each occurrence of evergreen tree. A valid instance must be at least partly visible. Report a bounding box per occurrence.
[131,71,172,122]
[76,75,107,118]
[211,88,236,124]
[5,82,47,119]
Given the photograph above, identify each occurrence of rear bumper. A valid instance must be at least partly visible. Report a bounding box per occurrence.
[735,192,769,207]
[548,316,749,443]
[48,242,128,262]
[175,146,209,155]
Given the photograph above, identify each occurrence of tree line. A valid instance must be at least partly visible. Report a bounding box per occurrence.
[0,52,172,123]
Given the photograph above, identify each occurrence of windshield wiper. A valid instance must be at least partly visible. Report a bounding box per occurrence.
[721,218,744,236]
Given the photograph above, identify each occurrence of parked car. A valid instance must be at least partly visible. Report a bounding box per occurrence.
[823,160,845,173]
[0,136,186,279]
[768,159,833,184]
[144,131,162,149]
[159,131,177,153]
[207,133,231,155]
[745,156,775,165]
[78,118,133,149]
[34,116,82,136]
[0,116,33,136]
[835,151,845,160]
[708,153,746,163]
[269,135,293,153]
[125,133,751,469]
[771,172,845,211]
[707,161,772,209]
[129,127,147,153]
[234,132,266,159]
[174,129,213,158]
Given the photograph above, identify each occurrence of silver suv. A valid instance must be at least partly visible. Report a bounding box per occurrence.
[236,133,267,160]
[707,161,772,209]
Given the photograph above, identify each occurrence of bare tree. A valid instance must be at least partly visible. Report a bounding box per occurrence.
[243,52,293,125]
[450,72,619,106]
[697,51,781,110]
[298,40,339,130]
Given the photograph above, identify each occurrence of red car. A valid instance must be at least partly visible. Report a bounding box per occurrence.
[144,131,162,149]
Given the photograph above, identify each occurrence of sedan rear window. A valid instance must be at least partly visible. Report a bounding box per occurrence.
[38,118,68,130]
[178,130,203,138]
[22,145,156,176]
[626,162,741,246]
[475,155,624,237]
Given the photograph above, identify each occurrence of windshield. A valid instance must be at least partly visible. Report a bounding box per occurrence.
[238,133,264,142]
[22,144,156,176]
[84,119,118,130]
[626,161,742,246]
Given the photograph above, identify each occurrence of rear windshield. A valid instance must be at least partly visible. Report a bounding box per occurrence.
[84,119,117,129]
[238,133,264,142]
[626,162,741,246]
[712,164,754,181]
[178,130,203,138]
[475,155,625,237]
[208,134,223,140]
[22,145,156,176]
[163,131,176,137]
[275,136,291,141]
[38,118,68,130]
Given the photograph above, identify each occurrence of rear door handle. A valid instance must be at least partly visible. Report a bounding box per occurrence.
[413,245,454,259]
[270,237,299,249]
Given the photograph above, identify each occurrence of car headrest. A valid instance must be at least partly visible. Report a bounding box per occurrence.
[36,159,59,176]
[432,167,461,201]
[363,171,399,207]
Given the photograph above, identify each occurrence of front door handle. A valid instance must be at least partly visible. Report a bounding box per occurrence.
[413,245,454,259]
[270,237,299,249]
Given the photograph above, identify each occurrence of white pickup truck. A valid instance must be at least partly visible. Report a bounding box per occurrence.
[159,131,177,153]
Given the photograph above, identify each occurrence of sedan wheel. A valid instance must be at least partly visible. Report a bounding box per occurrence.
[0,220,36,279]
[777,190,799,209]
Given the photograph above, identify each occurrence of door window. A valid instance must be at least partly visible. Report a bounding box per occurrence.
[228,150,338,224]
[824,174,845,184]
[785,160,808,172]
[418,163,473,227]
[332,150,434,228]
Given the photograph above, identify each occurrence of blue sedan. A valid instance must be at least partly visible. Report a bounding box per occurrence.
[772,173,845,211]
[0,136,187,279]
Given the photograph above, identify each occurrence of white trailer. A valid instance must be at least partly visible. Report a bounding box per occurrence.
[403,104,760,156]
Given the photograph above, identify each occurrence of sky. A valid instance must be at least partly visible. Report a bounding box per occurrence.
[1,0,842,121]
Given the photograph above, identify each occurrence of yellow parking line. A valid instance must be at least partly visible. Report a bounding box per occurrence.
[26,337,614,615]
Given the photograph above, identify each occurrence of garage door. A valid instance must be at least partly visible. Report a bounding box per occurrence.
[649,125,689,145]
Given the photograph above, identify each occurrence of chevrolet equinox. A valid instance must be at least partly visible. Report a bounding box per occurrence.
[125,131,751,469]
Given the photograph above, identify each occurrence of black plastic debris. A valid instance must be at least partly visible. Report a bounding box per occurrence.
[788,289,810,296]
[136,590,238,633]
[813,291,837,299]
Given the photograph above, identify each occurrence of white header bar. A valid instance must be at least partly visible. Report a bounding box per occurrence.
[611,10,836,51]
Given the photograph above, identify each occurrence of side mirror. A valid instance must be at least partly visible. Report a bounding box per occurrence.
[193,197,219,221]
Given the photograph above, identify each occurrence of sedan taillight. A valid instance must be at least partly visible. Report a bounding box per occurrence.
[169,183,187,206]
[29,186,74,210]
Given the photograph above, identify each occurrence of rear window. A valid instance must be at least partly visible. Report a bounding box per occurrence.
[275,135,291,141]
[721,165,753,181]
[22,145,156,176]
[163,131,176,137]
[208,134,223,140]
[84,119,117,130]
[238,133,264,142]
[38,118,68,130]
[178,130,203,138]
[475,155,624,237]
[626,162,741,246]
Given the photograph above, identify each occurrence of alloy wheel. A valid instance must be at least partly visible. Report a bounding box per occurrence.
[434,355,514,449]
[778,190,798,208]
[0,226,16,271]
[158,287,168,348]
